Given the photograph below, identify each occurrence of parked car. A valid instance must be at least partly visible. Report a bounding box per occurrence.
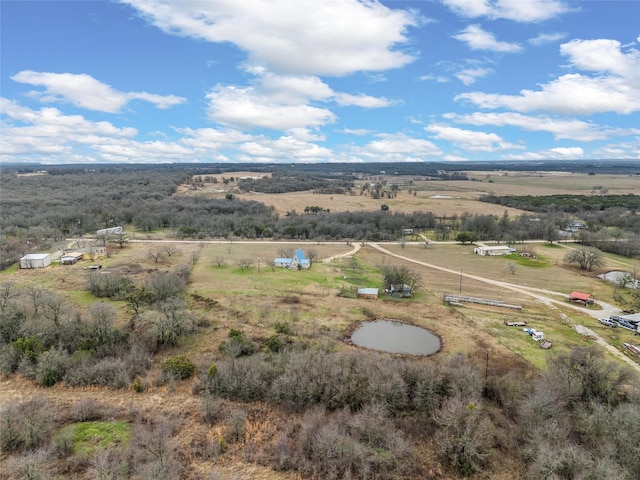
[610,315,626,323]
[599,318,617,327]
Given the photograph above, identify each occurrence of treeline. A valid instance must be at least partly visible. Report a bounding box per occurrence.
[480,193,640,214]
[479,193,640,256]
[237,172,355,194]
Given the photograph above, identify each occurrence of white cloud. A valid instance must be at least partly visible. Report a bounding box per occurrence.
[11,71,185,112]
[444,111,640,142]
[205,85,336,130]
[425,124,522,151]
[342,128,373,136]
[560,38,640,83]
[334,93,394,108]
[456,73,639,115]
[124,0,418,76]
[455,37,640,116]
[351,132,442,162]
[549,147,583,156]
[442,0,571,22]
[0,98,137,157]
[260,74,333,104]
[238,134,333,161]
[420,74,449,83]
[453,25,522,52]
[504,147,585,161]
[528,32,567,46]
[177,127,254,150]
[455,67,492,85]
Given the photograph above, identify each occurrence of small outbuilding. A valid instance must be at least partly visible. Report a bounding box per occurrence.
[20,253,51,269]
[567,291,595,305]
[474,245,513,256]
[357,288,379,299]
[61,251,84,265]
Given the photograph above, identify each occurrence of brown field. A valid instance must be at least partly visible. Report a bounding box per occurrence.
[177,169,640,217]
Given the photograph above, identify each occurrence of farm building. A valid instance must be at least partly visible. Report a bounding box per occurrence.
[357,288,379,299]
[96,226,123,236]
[388,284,412,298]
[274,248,310,269]
[567,291,595,305]
[61,251,84,265]
[474,245,513,256]
[20,253,51,269]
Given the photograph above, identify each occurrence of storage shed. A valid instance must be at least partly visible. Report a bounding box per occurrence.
[357,288,379,299]
[61,251,84,265]
[20,253,51,269]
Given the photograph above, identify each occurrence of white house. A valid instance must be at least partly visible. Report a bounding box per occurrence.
[20,253,51,269]
[274,248,310,269]
[474,245,513,256]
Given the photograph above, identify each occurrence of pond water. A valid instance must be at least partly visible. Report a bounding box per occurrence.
[351,319,441,355]
[598,270,640,289]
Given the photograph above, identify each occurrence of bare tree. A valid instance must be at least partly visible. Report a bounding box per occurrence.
[277,247,294,258]
[306,249,318,263]
[41,293,68,328]
[564,247,605,271]
[147,249,164,264]
[506,263,517,275]
[214,256,225,268]
[237,258,253,271]
[0,281,19,312]
[26,285,47,317]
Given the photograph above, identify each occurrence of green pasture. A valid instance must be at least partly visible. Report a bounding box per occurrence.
[56,420,131,457]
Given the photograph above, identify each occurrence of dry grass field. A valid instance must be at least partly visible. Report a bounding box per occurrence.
[177,169,639,217]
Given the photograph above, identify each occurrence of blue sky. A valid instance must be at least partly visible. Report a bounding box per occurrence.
[1,0,639,164]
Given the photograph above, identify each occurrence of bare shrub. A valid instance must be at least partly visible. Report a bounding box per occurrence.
[131,417,183,480]
[287,406,415,480]
[200,395,225,425]
[3,448,53,480]
[208,354,275,402]
[35,347,69,387]
[0,399,53,453]
[223,409,248,444]
[87,447,129,480]
[433,398,492,477]
[68,398,114,422]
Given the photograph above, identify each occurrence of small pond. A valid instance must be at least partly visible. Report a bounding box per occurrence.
[598,271,640,289]
[350,319,441,355]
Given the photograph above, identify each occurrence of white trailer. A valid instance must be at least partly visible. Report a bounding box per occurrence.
[20,253,51,269]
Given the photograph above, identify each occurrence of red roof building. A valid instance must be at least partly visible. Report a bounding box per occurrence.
[568,291,595,305]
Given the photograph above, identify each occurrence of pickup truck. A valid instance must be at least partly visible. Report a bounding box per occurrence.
[598,318,617,327]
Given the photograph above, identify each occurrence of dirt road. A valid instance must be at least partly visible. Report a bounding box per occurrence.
[368,242,640,372]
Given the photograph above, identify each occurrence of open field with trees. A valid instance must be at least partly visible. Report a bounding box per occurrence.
[1,162,639,479]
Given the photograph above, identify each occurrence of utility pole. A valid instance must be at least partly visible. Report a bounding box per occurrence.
[459,267,463,292]
[485,349,490,380]
[258,255,261,273]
